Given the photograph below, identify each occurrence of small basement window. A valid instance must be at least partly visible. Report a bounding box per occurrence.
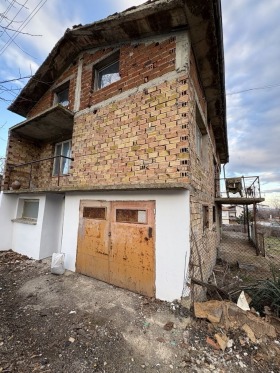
[22,200,39,220]
[94,52,121,90]
[12,198,40,224]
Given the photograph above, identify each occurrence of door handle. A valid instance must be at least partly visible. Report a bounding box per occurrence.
[148,227,152,238]
[108,232,111,237]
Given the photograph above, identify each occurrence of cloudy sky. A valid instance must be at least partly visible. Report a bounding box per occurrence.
[0,0,279,202]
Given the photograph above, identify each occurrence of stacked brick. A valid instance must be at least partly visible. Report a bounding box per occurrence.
[80,38,176,110]
[70,76,191,187]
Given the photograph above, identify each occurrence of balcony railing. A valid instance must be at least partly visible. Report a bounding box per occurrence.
[6,155,74,191]
[216,176,262,199]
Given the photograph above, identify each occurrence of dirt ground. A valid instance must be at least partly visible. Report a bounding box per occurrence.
[1,251,280,373]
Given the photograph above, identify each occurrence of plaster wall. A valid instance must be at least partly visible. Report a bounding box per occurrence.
[0,192,18,251]
[12,195,46,259]
[40,194,64,258]
[60,190,190,301]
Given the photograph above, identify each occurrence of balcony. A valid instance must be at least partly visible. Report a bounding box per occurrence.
[215,176,265,205]
[5,155,74,192]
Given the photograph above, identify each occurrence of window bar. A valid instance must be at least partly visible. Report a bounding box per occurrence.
[57,155,61,186]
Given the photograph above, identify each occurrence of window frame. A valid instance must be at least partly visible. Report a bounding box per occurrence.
[53,82,70,107]
[202,205,209,231]
[53,139,72,176]
[93,51,121,91]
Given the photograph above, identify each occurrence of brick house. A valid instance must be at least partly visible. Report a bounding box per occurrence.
[0,0,228,301]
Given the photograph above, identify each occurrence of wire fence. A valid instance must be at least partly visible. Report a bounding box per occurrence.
[214,222,280,294]
[189,218,280,302]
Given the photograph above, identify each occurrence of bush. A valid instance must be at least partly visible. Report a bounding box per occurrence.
[246,267,280,317]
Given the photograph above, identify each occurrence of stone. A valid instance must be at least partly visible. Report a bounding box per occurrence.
[194,301,223,323]
[163,321,174,331]
[242,324,256,343]
[214,333,229,351]
[206,336,220,350]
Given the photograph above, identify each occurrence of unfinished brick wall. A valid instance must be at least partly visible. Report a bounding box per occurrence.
[3,132,41,190]
[25,36,176,120]
[70,75,191,186]
[79,37,176,111]
[27,64,77,119]
[187,54,221,300]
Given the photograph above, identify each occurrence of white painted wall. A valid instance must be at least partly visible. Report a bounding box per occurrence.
[12,195,46,259]
[0,192,18,251]
[60,190,190,301]
[40,194,64,258]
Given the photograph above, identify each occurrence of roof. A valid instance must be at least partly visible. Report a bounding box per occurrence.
[8,0,228,162]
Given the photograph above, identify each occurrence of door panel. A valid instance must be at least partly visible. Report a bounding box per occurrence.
[110,201,155,297]
[76,200,155,297]
[76,201,110,282]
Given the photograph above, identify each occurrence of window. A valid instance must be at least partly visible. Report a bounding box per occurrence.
[53,140,71,176]
[83,207,106,220]
[94,52,121,90]
[116,209,147,224]
[202,205,209,231]
[196,123,202,156]
[54,83,69,107]
[22,199,39,220]
[97,61,120,89]
[195,105,209,167]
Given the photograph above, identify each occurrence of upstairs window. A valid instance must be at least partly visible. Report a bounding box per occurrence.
[97,61,120,89]
[94,51,120,90]
[54,83,69,107]
[53,140,72,176]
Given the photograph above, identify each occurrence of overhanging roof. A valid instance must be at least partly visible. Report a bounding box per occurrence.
[10,105,74,143]
[8,0,228,162]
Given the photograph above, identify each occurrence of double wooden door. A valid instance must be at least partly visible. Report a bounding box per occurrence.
[76,200,155,297]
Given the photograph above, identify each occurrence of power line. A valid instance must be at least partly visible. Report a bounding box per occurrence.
[226,83,280,96]
[0,0,47,56]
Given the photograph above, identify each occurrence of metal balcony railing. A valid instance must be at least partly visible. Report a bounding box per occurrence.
[216,176,262,199]
[7,155,74,190]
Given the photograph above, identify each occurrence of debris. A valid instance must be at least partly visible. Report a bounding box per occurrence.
[237,291,250,311]
[156,337,165,343]
[194,300,276,339]
[214,333,229,351]
[242,324,256,343]
[206,336,220,350]
[68,337,75,343]
[69,310,76,314]
[194,300,223,323]
[226,339,234,348]
[191,278,229,300]
[238,262,256,271]
[163,321,174,331]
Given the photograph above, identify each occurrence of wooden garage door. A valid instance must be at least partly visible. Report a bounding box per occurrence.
[76,200,155,297]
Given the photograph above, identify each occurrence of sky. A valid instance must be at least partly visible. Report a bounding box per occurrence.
[0,0,279,204]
